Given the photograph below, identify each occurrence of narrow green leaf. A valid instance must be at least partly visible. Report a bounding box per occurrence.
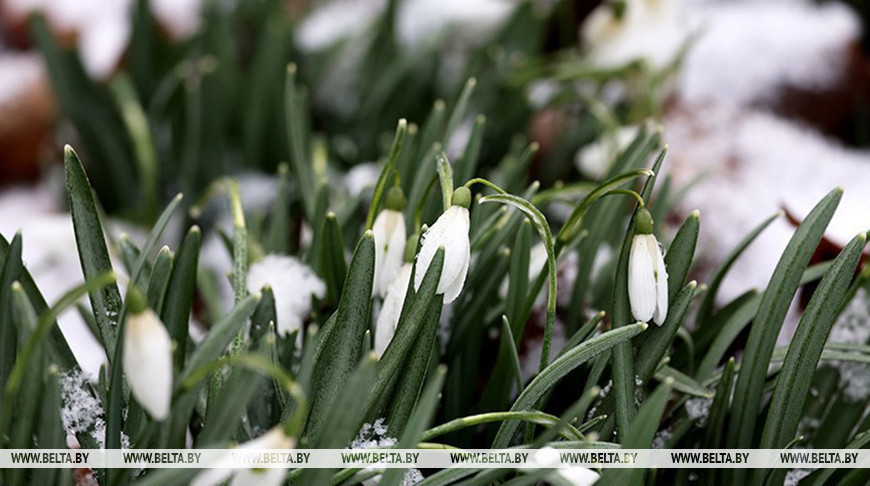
[0,233,22,404]
[365,249,444,421]
[301,353,378,485]
[436,152,454,211]
[664,210,700,299]
[597,379,673,486]
[760,233,866,452]
[385,292,443,433]
[608,148,665,436]
[160,226,200,370]
[266,164,292,253]
[812,431,870,486]
[697,211,780,323]
[285,64,316,218]
[0,235,78,372]
[728,188,841,461]
[319,212,347,304]
[146,246,173,313]
[180,294,261,382]
[654,366,710,398]
[65,145,123,359]
[454,115,486,185]
[380,366,447,486]
[704,357,735,449]
[492,322,647,447]
[695,291,761,380]
[443,77,476,144]
[366,119,407,230]
[305,232,374,442]
[635,281,697,382]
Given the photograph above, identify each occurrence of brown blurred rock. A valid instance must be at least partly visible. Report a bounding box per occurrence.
[0,52,55,183]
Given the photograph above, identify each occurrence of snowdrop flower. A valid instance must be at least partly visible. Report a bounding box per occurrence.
[628,208,668,325]
[414,187,471,304]
[375,234,419,356]
[191,426,296,486]
[247,255,326,336]
[521,447,600,486]
[123,289,172,421]
[581,0,689,71]
[372,187,408,297]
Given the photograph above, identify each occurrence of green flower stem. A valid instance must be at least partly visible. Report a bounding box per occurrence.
[365,119,407,230]
[421,411,584,442]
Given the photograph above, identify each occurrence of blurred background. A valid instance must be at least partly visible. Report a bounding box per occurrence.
[1,0,869,378]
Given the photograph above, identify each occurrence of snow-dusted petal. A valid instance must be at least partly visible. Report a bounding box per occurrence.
[375,264,412,356]
[123,309,172,421]
[414,214,449,291]
[628,234,657,323]
[653,243,669,326]
[373,210,407,297]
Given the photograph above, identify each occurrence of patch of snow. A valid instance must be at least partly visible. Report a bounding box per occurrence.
[295,0,386,53]
[830,289,870,402]
[0,182,107,378]
[665,104,870,332]
[784,467,813,486]
[685,396,712,426]
[246,254,325,337]
[353,419,423,485]
[60,370,130,449]
[679,1,859,106]
[652,428,672,449]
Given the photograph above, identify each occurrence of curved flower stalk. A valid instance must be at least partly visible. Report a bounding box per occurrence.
[122,288,172,421]
[374,234,419,356]
[372,187,408,297]
[628,207,668,325]
[414,187,471,304]
[191,426,296,486]
[521,447,599,486]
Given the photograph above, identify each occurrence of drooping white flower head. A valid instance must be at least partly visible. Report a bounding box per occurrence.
[414,187,472,304]
[375,262,413,357]
[628,208,669,325]
[372,187,408,297]
[191,426,296,486]
[247,255,326,336]
[521,447,600,486]
[581,0,689,72]
[122,289,172,421]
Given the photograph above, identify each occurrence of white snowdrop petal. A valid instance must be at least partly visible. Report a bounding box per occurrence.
[192,426,295,486]
[374,211,406,297]
[653,244,669,326]
[442,228,470,304]
[375,264,412,356]
[628,234,657,323]
[437,207,471,296]
[123,310,173,421]
[414,215,448,291]
[550,467,601,486]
